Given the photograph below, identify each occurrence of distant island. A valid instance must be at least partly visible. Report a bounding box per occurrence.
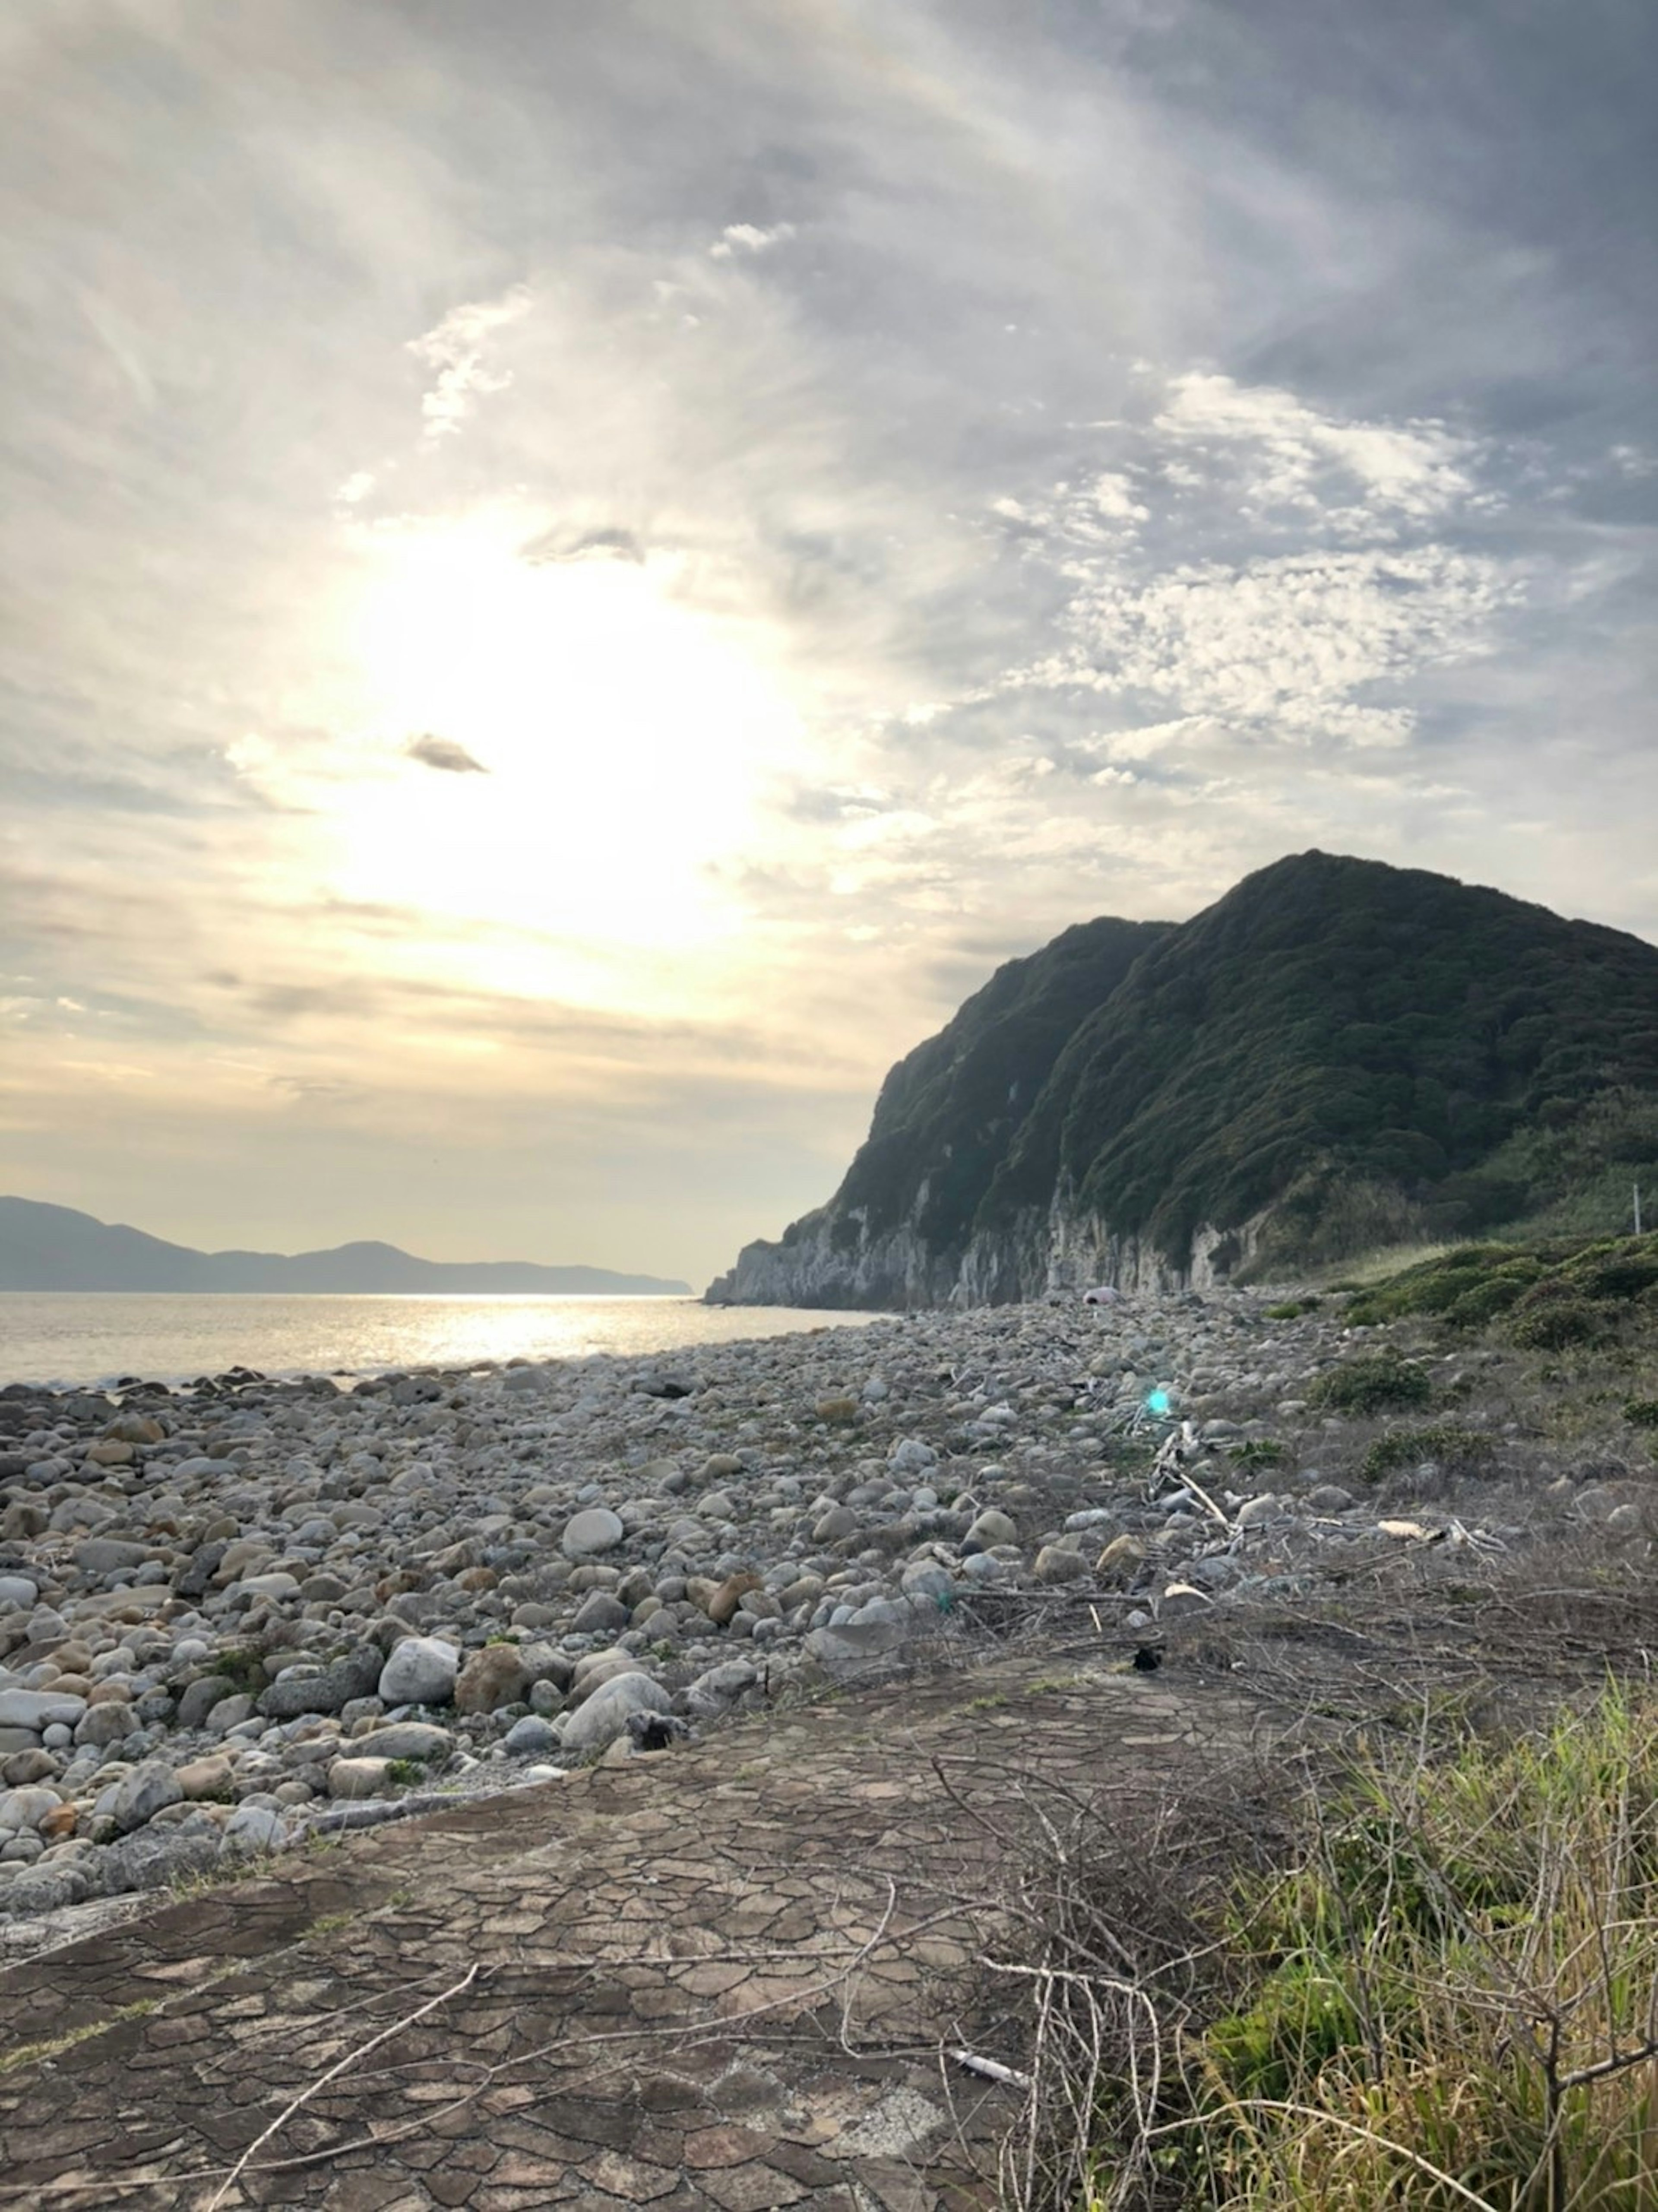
[0,1199,691,1296]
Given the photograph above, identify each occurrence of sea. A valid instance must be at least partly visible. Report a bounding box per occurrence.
[0,1293,887,1392]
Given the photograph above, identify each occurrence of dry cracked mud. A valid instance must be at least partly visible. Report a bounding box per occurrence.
[0,1647,1264,2210]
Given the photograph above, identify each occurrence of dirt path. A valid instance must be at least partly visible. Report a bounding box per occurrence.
[0,1652,1265,2211]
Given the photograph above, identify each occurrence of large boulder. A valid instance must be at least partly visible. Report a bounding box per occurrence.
[74,1538,151,1578]
[178,1675,236,1730]
[0,1689,86,1732]
[110,1761,184,1833]
[804,1614,911,1676]
[560,1673,671,1753]
[683,1658,760,1721]
[328,1758,393,1801]
[454,1644,528,1715]
[377,1637,459,1708]
[102,1821,220,1894]
[351,1722,453,1763]
[258,1645,384,1721]
[0,1862,95,1917]
[221,1804,289,1858]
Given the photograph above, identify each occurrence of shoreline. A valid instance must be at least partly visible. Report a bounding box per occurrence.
[0,1280,1618,1930]
[0,1291,892,1397]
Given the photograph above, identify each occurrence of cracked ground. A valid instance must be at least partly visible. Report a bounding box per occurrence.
[0,1648,1264,2210]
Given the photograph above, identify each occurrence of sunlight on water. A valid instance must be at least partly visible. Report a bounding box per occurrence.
[0,1293,885,1389]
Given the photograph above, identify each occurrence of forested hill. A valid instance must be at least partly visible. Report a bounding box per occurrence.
[708,850,1658,1307]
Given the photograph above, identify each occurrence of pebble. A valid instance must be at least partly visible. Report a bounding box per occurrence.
[0,1284,1542,1920]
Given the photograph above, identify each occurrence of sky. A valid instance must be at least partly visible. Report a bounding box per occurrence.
[1,0,1654,1290]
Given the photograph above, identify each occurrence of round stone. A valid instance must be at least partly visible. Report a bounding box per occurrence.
[377,1637,459,1707]
[561,1508,625,1562]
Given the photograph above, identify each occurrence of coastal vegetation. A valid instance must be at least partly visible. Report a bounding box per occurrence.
[987,1227,1658,2210]
[1076,1688,1658,2212]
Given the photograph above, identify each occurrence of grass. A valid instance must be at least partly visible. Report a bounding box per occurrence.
[1359,1424,1498,1485]
[1226,1440,1287,1469]
[0,1999,157,2076]
[1298,1240,1459,1292]
[301,1909,356,1940]
[1341,1233,1658,1340]
[1074,1684,1658,2212]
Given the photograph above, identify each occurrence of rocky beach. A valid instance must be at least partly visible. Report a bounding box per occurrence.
[1,1275,1625,1936]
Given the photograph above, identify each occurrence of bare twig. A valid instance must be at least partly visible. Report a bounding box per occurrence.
[204,1961,481,2209]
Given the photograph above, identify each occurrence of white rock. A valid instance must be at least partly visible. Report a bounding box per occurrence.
[0,1786,62,1835]
[0,1689,86,1732]
[1234,1494,1285,1528]
[965,1509,1018,1548]
[233,1572,301,1601]
[377,1637,459,1706]
[328,1757,393,1800]
[559,1672,671,1753]
[888,1439,937,1475]
[221,1803,289,1857]
[561,1507,625,1561]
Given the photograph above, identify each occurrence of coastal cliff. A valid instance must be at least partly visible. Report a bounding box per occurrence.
[708,850,1658,1307]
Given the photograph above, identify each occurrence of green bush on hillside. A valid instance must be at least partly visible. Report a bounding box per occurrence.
[1308,1351,1433,1415]
[1342,1234,1657,1356]
[1507,1275,1607,1349]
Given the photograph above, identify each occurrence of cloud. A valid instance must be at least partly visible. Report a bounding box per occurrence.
[519,524,646,565]
[407,286,532,440]
[1031,544,1518,747]
[405,734,489,774]
[709,221,796,259]
[0,0,1652,1285]
[1153,372,1480,528]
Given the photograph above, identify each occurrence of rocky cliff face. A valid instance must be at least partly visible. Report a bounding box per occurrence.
[709,849,1658,1309]
[706,1193,1273,1307]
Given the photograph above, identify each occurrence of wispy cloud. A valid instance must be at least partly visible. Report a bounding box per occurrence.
[0,0,1652,1280]
[408,286,533,440]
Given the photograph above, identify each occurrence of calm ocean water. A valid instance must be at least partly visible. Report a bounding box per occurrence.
[0,1293,885,1391]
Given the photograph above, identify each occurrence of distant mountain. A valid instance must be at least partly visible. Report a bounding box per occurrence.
[0,1200,690,1296]
[708,850,1658,1306]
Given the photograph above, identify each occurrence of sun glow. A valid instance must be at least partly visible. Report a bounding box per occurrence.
[323,510,801,991]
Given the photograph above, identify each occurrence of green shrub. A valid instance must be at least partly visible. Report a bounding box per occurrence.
[1309,1352,1433,1415]
[1509,1278,1604,1349]
[1263,1298,1320,1319]
[1360,1425,1498,1483]
[1229,1439,1287,1467]
[1091,1687,1658,2212]
[1624,1398,1658,1430]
